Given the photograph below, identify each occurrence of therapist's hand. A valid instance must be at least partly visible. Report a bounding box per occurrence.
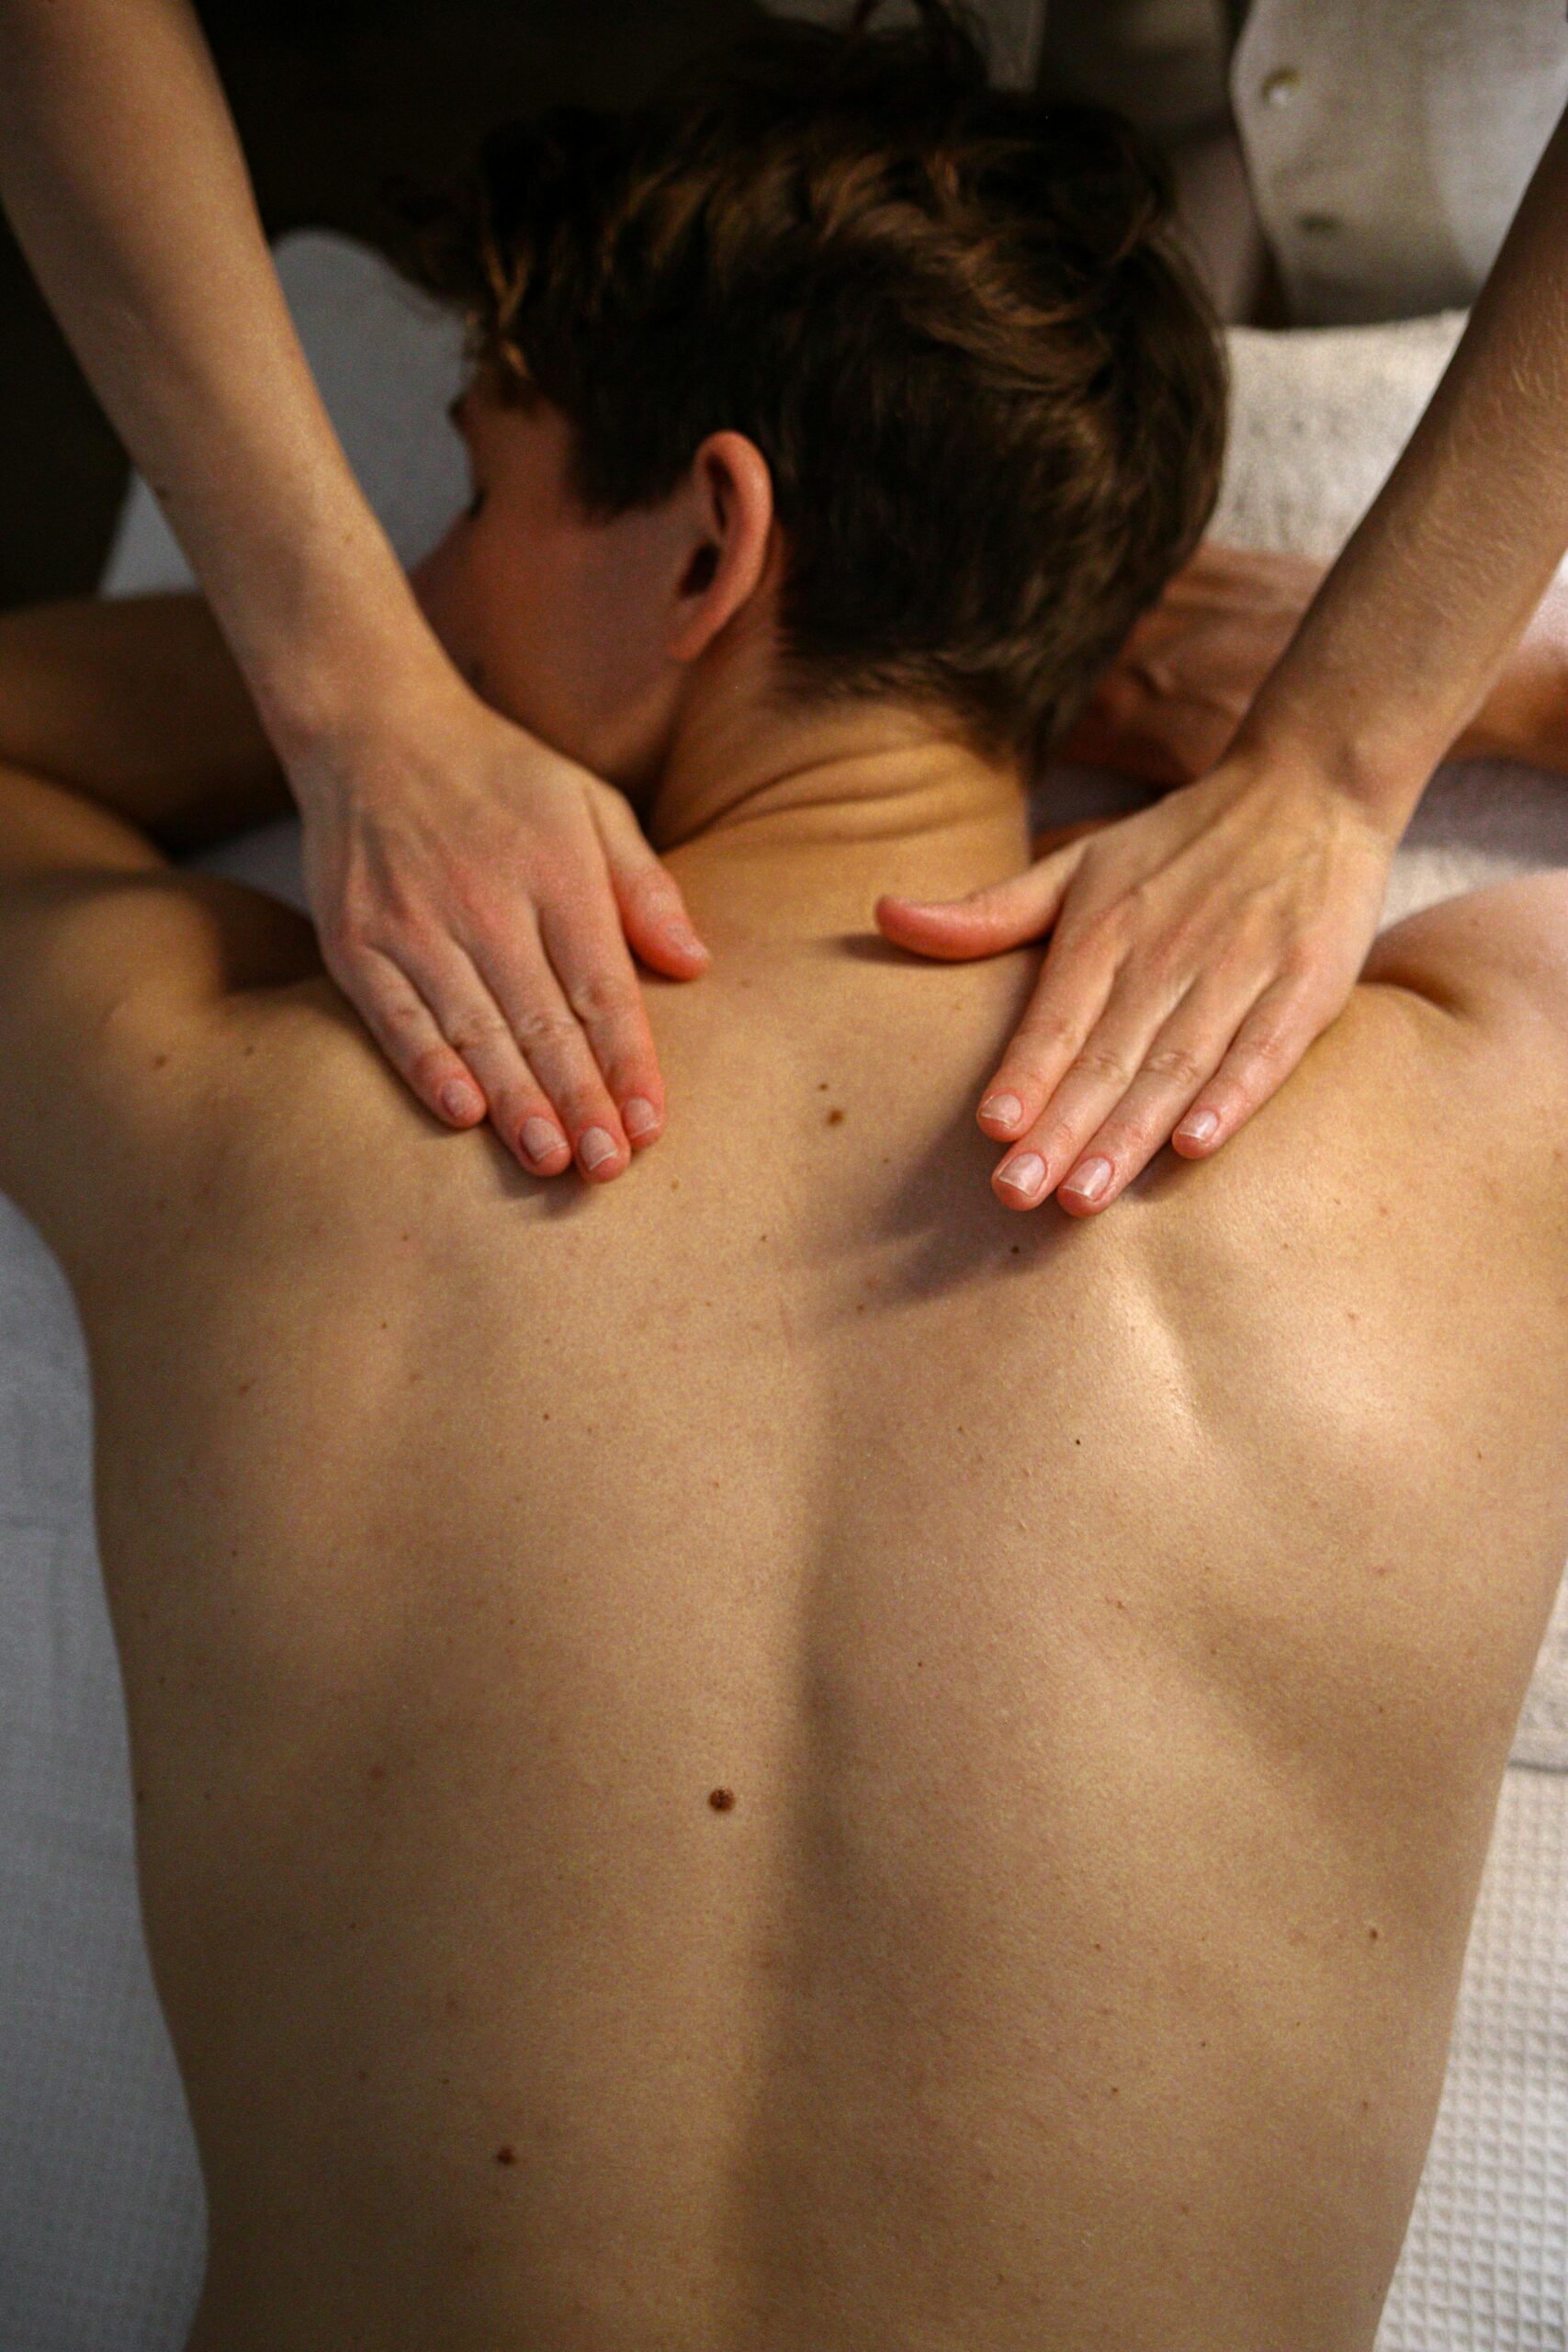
[875,750,1396,1214]
[290,672,709,1183]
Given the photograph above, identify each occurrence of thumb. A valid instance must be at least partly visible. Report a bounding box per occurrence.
[592,789,711,980]
[874,841,1087,964]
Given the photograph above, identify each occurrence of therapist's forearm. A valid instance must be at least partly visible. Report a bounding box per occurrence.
[0,0,433,756]
[1236,106,1568,827]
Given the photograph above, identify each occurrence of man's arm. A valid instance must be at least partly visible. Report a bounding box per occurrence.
[0,593,319,1263]
[0,590,288,857]
[1061,548,1568,791]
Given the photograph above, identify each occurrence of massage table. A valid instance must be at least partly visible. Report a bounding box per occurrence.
[0,232,1562,2350]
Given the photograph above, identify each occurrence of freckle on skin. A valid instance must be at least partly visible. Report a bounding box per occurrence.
[152,1053,168,1069]
[494,2144,518,2165]
[827,1107,845,1125]
[708,1786,737,1811]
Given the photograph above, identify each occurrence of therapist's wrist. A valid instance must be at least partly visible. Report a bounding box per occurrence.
[236,549,455,787]
[1224,701,1429,844]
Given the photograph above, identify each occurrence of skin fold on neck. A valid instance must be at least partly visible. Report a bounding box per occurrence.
[633,623,1035,946]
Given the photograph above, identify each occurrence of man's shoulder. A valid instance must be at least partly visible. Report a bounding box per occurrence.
[1356,873,1568,1221]
[1363,873,1568,1067]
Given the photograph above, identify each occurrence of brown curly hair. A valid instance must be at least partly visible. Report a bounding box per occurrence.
[408,0,1226,770]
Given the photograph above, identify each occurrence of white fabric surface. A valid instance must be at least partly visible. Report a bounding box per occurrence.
[0,229,1562,2345]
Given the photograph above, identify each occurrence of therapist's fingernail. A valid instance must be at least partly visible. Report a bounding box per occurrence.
[623,1096,659,1141]
[521,1117,568,1166]
[580,1125,619,1172]
[663,918,707,959]
[1063,1156,1112,1204]
[980,1091,1024,1131]
[1177,1108,1219,1147]
[996,1151,1047,1201]
[440,1078,484,1124]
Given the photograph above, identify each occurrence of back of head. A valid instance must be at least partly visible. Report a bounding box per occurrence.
[412,0,1226,769]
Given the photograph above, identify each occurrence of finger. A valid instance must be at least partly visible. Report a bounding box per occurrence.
[1168,971,1329,1159]
[874,840,1086,964]
[476,920,633,1183]
[535,894,666,1152]
[391,936,576,1178]
[592,790,710,980]
[1046,980,1235,1215]
[989,953,1193,1212]
[331,940,490,1130]
[971,910,1125,1149]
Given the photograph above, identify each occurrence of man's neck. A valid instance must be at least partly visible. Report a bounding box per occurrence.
[642,681,1032,944]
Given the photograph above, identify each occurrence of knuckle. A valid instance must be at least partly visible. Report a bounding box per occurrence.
[1141,1041,1205,1091]
[407,1044,463,1094]
[1094,1122,1152,1168]
[320,916,367,972]
[446,1009,516,1059]
[623,864,678,913]
[564,970,640,1027]
[511,1006,581,1057]
[1015,1006,1082,1064]
[1041,1121,1090,1172]
[1065,903,1124,962]
[1067,1042,1134,1090]
[1238,1026,1292,1074]
[377,993,434,1036]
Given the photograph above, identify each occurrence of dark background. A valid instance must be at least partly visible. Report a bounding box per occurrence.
[0,0,762,612]
[1,2,1243,614]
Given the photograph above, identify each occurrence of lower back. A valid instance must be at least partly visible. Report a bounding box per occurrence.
[96,927,1568,2352]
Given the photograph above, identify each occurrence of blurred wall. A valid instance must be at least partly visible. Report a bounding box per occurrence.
[0,0,758,611]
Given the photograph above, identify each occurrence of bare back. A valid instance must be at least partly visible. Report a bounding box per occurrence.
[75,848,1568,2352]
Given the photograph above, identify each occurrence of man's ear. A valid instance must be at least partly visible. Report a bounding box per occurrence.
[668,431,776,665]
